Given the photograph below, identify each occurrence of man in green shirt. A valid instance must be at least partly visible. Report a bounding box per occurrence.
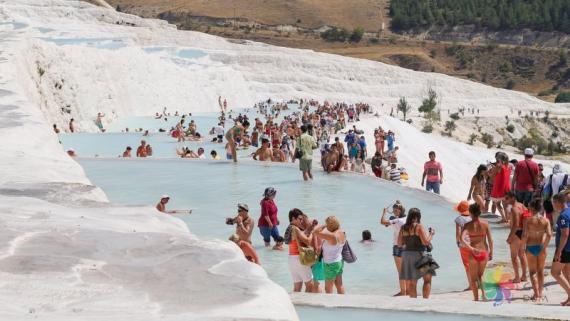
[297,125,318,181]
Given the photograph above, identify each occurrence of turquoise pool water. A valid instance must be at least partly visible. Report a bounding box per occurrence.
[38,37,127,50]
[77,158,515,295]
[142,47,208,61]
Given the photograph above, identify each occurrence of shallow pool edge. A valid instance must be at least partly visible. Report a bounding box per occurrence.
[292,292,569,321]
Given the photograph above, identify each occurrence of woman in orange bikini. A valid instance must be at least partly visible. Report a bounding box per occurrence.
[461,203,494,301]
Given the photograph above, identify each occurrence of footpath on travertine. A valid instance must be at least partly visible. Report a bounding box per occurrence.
[292,273,570,321]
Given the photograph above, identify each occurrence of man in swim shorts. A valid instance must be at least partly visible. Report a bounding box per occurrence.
[421,151,443,194]
[552,193,570,306]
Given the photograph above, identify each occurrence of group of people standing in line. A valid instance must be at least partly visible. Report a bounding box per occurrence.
[458,148,570,304]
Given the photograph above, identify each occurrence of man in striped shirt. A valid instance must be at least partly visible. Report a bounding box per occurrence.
[389,163,401,184]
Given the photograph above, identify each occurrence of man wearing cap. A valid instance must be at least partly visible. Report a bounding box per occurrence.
[454,200,472,290]
[513,148,539,207]
[233,204,254,244]
[156,195,175,214]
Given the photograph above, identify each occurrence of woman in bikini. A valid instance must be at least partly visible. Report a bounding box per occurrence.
[468,165,487,211]
[225,120,249,163]
[522,199,552,302]
[461,203,494,301]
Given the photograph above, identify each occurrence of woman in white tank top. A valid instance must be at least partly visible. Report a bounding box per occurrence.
[314,216,346,294]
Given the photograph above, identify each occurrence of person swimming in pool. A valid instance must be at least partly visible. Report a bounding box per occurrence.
[156,195,176,214]
[225,120,249,163]
[505,191,529,283]
[522,199,552,302]
[122,146,132,157]
[461,203,494,301]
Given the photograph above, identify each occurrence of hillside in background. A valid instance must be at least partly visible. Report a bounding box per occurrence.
[107,0,570,101]
[110,0,390,31]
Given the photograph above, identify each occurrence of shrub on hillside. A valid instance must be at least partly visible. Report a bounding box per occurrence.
[320,27,350,42]
[480,133,494,148]
[350,26,364,43]
[555,92,570,103]
[422,124,433,133]
[506,124,515,133]
[444,120,457,136]
[505,79,516,89]
[449,112,460,120]
[468,134,477,145]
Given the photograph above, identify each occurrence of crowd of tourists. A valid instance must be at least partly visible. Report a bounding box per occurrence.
[59,99,570,305]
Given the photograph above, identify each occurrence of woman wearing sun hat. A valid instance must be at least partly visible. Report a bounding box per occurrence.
[454,200,472,290]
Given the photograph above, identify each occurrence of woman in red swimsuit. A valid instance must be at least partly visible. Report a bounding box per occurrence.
[461,203,494,301]
[489,152,511,223]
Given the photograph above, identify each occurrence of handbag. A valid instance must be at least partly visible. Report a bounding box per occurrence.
[294,148,303,159]
[341,241,357,263]
[299,246,317,266]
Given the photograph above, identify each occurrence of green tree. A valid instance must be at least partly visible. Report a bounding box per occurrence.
[397,97,412,121]
[350,26,364,43]
[419,88,438,115]
[445,120,457,136]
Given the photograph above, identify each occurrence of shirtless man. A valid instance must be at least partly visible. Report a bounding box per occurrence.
[253,138,274,161]
[69,118,75,133]
[156,195,175,214]
[522,199,552,302]
[505,191,529,283]
[271,145,286,162]
[323,145,340,173]
[136,140,148,157]
[122,146,132,157]
[333,137,345,156]
[226,203,254,243]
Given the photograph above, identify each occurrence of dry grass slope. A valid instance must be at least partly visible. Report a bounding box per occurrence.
[109,0,390,31]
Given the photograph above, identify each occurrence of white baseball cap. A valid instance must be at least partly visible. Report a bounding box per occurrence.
[524,148,534,156]
[161,194,170,199]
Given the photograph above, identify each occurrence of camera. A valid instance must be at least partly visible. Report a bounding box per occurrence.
[225,217,236,225]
